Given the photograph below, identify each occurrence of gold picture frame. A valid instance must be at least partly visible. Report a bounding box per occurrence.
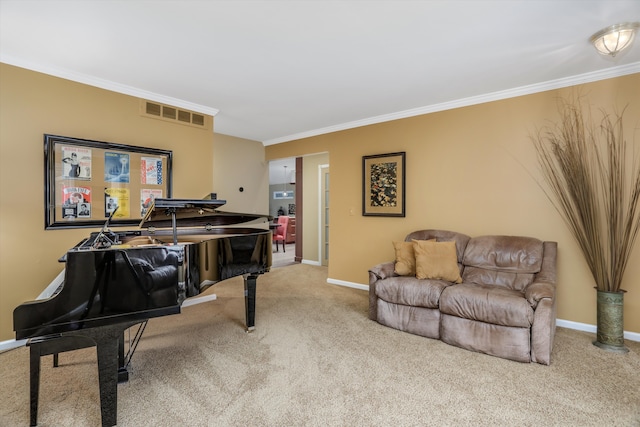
[362,151,405,217]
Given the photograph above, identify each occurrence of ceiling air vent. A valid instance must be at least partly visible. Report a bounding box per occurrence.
[141,100,210,129]
[146,102,162,116]
[162,106,177,120]
[192,113,205,126]
[178,110,191,123]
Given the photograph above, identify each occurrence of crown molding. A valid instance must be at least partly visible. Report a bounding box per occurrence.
[2,54,637,144]
[0,55,219,117]
[263,62,640,146]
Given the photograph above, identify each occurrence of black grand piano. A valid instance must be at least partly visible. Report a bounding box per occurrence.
[13,198,272,426]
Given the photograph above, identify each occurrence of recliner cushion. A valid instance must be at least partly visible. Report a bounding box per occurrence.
[462,266,535,292]
[439,283,534,327]
[462,235,544,291]
[375,276,450,309]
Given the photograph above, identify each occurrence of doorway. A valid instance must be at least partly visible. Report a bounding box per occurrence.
[268,153,329,266]
[269,158,297,266]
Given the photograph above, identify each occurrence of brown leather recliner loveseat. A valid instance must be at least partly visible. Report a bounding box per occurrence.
[368,229,557,365]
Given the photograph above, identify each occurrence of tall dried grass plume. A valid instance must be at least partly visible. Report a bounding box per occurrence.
[532,98,640,293]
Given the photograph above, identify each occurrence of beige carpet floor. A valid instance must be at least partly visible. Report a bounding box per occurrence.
[1,263,639,426]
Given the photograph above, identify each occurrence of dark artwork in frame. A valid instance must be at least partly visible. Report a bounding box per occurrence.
[362,151,405,217]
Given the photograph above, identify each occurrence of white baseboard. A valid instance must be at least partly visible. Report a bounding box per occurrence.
[0,339,26,352]
[327,277,368,291]
[329,278,640,342]
[39,269,65,299]
[301,259,322,266]
[182,293,217,308]
[556,319,640,342]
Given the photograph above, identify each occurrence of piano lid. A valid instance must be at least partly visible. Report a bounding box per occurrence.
[140,198,268,229]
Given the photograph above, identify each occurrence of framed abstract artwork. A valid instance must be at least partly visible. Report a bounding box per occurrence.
[362,151,405,217]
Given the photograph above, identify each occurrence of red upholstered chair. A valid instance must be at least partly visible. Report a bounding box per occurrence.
[273,216,289,252]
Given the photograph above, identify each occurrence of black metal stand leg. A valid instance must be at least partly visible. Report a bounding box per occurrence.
[244,274,257,332]
[29,346,41,427]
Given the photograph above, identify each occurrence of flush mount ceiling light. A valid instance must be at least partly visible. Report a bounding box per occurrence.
[589,22,640,57]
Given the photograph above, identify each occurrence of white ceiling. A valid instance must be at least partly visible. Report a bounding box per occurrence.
[268,157,296,186]
[1,2,639,156]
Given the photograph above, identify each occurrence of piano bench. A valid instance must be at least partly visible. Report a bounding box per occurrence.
[27,335,96,427]
[28,335,94,367]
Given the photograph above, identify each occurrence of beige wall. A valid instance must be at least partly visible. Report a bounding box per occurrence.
[1,62,638,341]
[212,133,269,216]
[266,74,640,333]
[0,64,218,341]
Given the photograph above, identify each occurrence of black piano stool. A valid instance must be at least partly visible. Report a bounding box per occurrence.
[27,321,140,427]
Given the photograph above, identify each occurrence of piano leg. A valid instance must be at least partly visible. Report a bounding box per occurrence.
[80,321,140,427]
[93,328,121,427]
[28,343,40,427]
[244,274,258,332]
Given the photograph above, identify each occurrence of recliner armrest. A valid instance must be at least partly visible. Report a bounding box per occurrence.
[368,261,395,321]
[368,261,396,282]
[524,281,555,309]
[525,241,557,309]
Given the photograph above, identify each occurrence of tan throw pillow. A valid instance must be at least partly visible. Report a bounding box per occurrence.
[393,241,416,276]
[413,240,462,283]
[393,239,436,276]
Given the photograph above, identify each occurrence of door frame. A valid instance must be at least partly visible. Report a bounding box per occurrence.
[319,164,329,266]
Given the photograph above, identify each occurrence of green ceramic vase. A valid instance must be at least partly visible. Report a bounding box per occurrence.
[592,290,629,353]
